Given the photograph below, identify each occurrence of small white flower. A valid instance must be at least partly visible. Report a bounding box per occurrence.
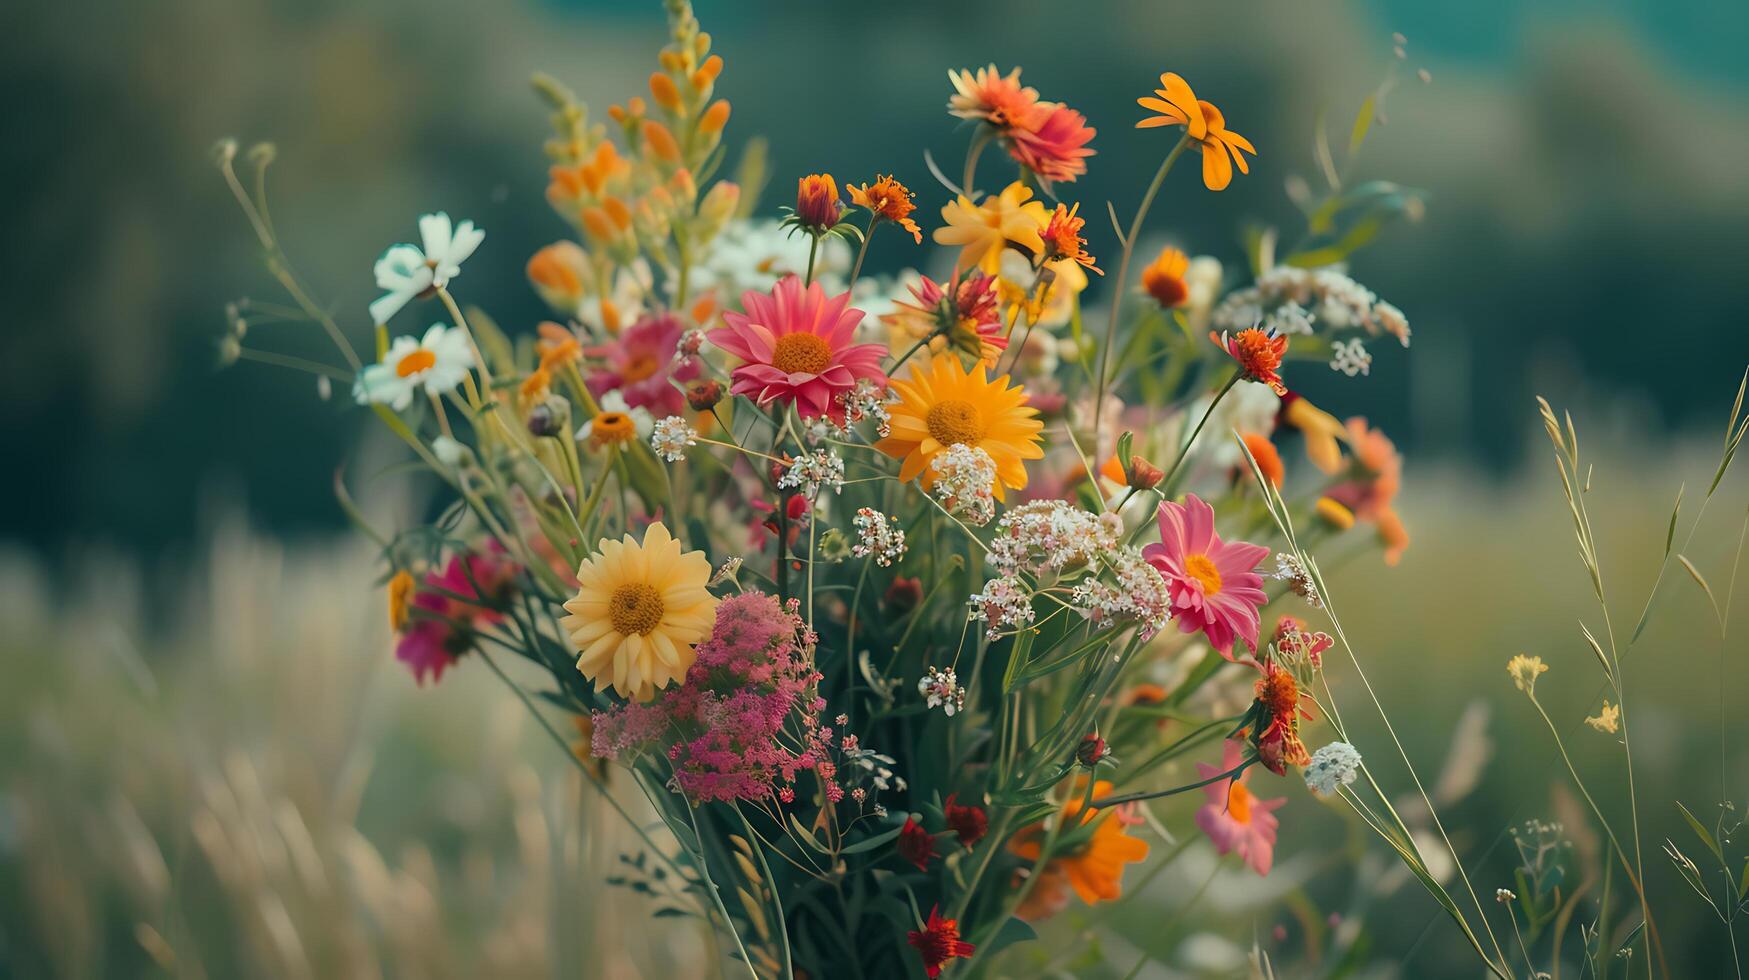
[1330,338,1373,377]
[1304,741,1363,795]
[1267,299,1315,335]
[918,666,966,716]
[368,212,485,324]
[969,574,1035,639]
[930,444,998,527]
[352,323,476,410]
[650,415,698,462]
[851,508,907,566]
[1269,553,1323,608]
[777,449,847,496]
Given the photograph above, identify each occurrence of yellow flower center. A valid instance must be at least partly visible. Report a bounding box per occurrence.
[1226,781,1253,823]
[396,349,437,377]
[770,333,833,375]
[608,582,665,636]
[1184,553,1222,595]
[926,399,986,446]
[591,413,636,445]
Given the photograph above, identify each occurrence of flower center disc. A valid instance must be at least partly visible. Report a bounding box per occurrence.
[1226,781,1253,823]
[608,582,665,636]
[926,399,985,446]
[396,349,437,377]
[771,333,833,375]
[1184,552,1223,595]
[592,413,635,444]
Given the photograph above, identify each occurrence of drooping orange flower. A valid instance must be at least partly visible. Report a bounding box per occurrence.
[1192,102,1256,192]
[527,241,590,314]
[1280,392,1347,474]
[536,321,583,371]
[1213,328,1288,394]
[1041,203,1100,275]
[1241,432,1284,487]
[1135,73,1255,191]
[847,175,923,243]
[1253,661,1315,774]
[793,173,843,230]
[1009,780,1150,920]
[1140,246,1190,308]
[1377,506,1410,566]
[1135,72,1208,139]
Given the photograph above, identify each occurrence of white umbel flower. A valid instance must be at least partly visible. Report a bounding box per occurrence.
[352,323,476,410]
[1304,741,1363,795]
[650,416,698,462]
[369,212,485,324]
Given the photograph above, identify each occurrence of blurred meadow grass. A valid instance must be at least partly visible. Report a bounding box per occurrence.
[5,413,1745,977]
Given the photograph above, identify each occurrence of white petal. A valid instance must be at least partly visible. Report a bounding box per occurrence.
[368,290,413,326]
[418,213,453,259]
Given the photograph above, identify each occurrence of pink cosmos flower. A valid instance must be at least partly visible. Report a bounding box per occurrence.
[1009,103,1096,184]
[1142,493,1269,657]
[1195,740,1285,876]
[707,274,886,420]
[587,311,700,417]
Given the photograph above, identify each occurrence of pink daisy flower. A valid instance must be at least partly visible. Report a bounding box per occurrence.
[1142,493,1269,657]
[587,311,700,417]
[707,274,886,420]
[1009,103,1096,184]
[1194,740,1285,876]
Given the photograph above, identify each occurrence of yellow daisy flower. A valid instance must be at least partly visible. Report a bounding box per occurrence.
[562,522,719,701]
[933,181,1049,275]
[875,353,1045,501]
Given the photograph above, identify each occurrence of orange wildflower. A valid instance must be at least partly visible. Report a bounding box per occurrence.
[1253,661,1314,774]
[1213,328,1289,395]
[1140,246,1190,309]
[947,64,1042,131]
[387,569,416,632]
[1009,780,1149,920]
[847,175,923,243]
[1135,73,1255,191]
[648,72,681,110]
[699,99,731,133]
[527,241,589,313]
[536,321,583,371]
[1280,392,1347,474]
[1041,203,1100,275]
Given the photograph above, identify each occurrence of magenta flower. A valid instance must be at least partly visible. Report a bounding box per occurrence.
[707,274,886,420]
[1142,493,1269,658]
[1194,740,1285,876]
[587,311,700,417]
[394,545,519,685]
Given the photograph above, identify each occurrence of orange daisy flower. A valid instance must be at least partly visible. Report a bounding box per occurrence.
[1041,204,1101,275]
[1140,246,1190,308]
[847,175,923,243]
[1212,328,1288,395]
[948,64,1042,131]
[1136,73,1256,191]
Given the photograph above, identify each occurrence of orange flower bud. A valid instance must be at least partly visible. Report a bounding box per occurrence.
[690,295,717,325]
[794,173,842,230]
[1125,454,1164,490]
[607,104,627,124]
[526,241,589,310]
[699,99,731,134]
[641,120,680,163]
[626,96,646,117]
[693,54,723,88]
[603,196,633,230]
[649,72,681,110]
[1241,432,1284,487]
[580,207,617,242]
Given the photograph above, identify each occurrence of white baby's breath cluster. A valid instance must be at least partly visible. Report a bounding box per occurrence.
[1213,266,1411,348]
[851,508,907,566]
[917,665,966,716]
[778,449,846,496]
[969,574,1035,639]
[988,500,1122,576]
[929,443,998,526]
[1304,741,1363,795]
[1329,338,1373,377]
[650,415,698,461]
[1069,551,1173,639]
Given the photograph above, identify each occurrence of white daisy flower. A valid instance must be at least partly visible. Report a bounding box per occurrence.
[369,212,485,325]
[577,389,654,447]
[352,324,476,410]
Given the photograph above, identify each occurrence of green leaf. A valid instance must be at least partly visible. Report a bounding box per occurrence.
[984,917,1038,956]
[839,824,905,856]
[1678,801,1725,862]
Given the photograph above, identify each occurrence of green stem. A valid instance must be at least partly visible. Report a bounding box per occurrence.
[848,215,879,286]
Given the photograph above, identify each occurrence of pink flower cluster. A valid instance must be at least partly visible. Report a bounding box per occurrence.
[590,591,834,803]
[396,544,520,684]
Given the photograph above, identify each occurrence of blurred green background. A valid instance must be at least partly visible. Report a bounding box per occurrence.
[4,0,1749,976]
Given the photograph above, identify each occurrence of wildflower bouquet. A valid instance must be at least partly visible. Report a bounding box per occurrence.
[217,3,1452,975]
